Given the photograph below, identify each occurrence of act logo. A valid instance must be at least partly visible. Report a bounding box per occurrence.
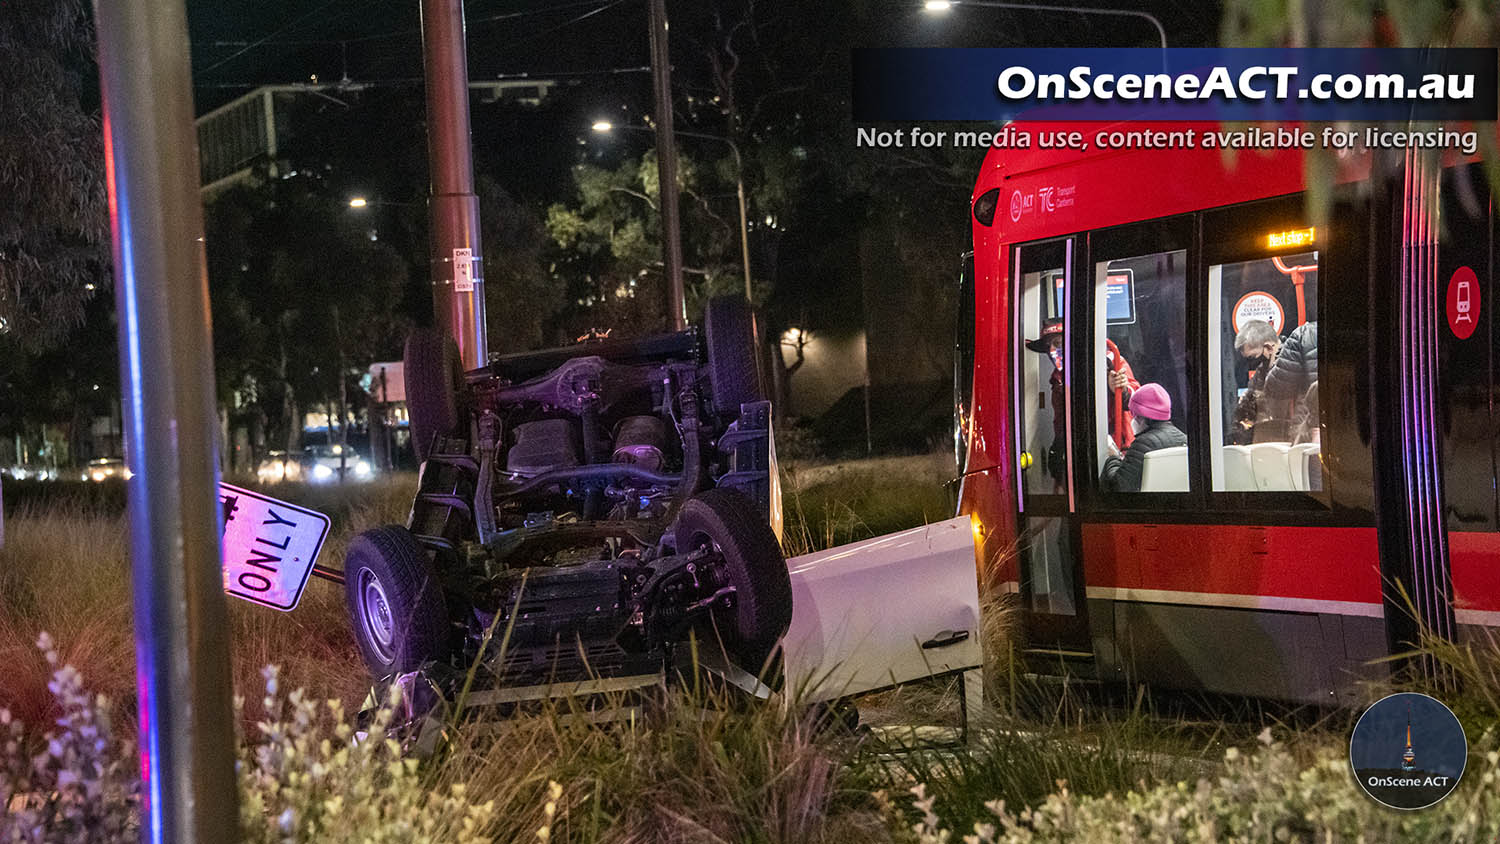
[1009,190,1034,223]
[1349,692,1467,810]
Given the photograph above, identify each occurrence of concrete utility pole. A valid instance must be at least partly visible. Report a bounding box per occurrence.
[92,0,240,840]
[648,0,687,330]
[420,0,489,368]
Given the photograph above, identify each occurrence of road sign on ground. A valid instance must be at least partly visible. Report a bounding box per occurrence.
[219,482,331,611]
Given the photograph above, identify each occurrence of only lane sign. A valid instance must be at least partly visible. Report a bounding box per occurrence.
[219,482,331,611]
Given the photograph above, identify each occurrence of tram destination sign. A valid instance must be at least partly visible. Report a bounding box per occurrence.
[219,482,331,611]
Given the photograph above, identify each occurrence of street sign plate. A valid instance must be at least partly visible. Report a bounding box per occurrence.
[453,247,475,292]
[219,482,331,611]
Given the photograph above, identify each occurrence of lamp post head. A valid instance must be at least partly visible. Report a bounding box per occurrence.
[591,120,615,133]
[348,197,369,208]
[923,0,954,12]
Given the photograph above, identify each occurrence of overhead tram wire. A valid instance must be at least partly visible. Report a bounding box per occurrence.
[197,0,353,74]
[191,65,655,91]
[197,0,619,52]
[349,0,632,84]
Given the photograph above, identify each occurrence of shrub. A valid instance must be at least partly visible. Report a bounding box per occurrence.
[891,727,1500,844]
[0,638,508,843]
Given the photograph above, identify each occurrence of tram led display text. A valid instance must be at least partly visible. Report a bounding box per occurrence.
[1268,227,1316,249]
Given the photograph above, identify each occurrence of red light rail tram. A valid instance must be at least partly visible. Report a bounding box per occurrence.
[954,121,1497,704]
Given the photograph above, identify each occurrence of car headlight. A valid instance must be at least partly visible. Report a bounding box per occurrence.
[312,464,334,481]
[353,460,372,478]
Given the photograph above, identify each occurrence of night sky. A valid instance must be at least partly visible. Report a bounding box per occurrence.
[1349,692,1468,778]
[184,0,1223,113]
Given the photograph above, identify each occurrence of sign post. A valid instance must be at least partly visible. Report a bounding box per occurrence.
[420,0,488,369]
[93,0,241,839]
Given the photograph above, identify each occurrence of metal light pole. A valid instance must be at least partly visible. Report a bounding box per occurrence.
[921,0,1168,49]
[593,122,752,302]
[420,0,488,368]
[647,0,687,329]
[93,0,240,840]
[701,133,753,303]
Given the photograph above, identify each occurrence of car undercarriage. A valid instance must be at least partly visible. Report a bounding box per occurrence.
[343,298,790,696]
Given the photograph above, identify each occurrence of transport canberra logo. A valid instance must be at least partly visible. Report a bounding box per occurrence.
[1349,692,1466,810]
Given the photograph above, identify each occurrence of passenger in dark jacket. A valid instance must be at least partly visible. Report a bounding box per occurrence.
[1101,383,1188,493]
[1265,321,1318,413]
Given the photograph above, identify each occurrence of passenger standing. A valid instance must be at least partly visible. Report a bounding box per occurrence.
[1266,320,1319,424]
[1026,318,1139,485]
[1230,319,1281,444]
[1101,383,1188,493]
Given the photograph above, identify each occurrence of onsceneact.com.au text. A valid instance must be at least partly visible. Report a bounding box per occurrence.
[996,66,1477,103]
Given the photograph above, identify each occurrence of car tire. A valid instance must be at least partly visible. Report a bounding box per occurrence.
[345,525,450,677]
[404,328,467,462]
[703,296,763,419]
[674,487,792,673]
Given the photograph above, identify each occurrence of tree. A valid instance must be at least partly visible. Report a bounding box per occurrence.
[0,0,108,350]
[545,149,743,338]
[479,176,565,354]
[203,170,411,463]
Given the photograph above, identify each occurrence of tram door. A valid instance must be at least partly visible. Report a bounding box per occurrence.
[1011,238,1092,655]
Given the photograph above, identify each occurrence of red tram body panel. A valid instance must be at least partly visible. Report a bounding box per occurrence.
[957,121,1499,702]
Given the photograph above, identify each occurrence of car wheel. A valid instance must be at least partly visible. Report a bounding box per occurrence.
[344,525,450,677]
[404,328,468,462]
[674,487,792,673]
[703,296,764,418]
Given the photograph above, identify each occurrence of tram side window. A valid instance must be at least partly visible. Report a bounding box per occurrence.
[1207,250,1322,493]
[1093,250,1191,493]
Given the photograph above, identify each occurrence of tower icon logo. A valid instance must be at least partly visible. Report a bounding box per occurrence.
[1350,692,1466,811]
[1401,703,1416,772]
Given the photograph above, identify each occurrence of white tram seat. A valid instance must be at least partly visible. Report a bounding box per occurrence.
[1221,445,1255,491]
[1290,443,1321,491]
[1248,442,1295,491]
[1139,445,1189,492]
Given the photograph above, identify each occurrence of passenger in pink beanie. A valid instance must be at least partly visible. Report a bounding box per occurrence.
[1100,383,1187,493]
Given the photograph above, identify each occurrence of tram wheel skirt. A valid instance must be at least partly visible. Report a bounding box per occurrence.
[1085,598,1389,706]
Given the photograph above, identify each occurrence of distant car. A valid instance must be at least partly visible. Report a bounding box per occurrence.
[81,458,128,482]
[5,464,58,481]
[301,443,374,484]
[255,450,303,484]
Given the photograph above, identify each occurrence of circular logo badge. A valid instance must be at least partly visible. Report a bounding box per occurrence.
[1446,266,1480,340]
[1350,692,1467,810]
[1009,190,1024,223]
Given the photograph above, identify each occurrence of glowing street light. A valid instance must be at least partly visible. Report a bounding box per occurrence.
[591,120,615,132]
[348,197,369,208]
[921,0,1167,49]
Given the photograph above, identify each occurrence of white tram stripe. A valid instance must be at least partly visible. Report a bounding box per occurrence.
[1455,608,1500,628]
[998,583,1500,625]
[1083,586,1385,618]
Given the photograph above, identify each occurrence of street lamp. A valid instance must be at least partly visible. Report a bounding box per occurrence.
[921,0,1167,50]
[592,120,754,303]
[348,196,418,210]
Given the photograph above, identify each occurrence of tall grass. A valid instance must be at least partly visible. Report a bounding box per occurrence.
[0,475,416,733]
[781,453,956,557]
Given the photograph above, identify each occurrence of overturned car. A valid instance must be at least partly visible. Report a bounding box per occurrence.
[343,297,791,690]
